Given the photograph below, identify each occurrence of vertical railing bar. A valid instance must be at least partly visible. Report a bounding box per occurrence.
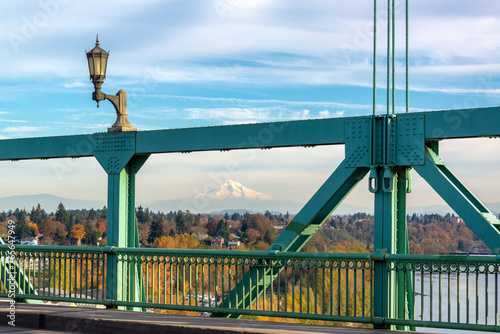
[248,263,252,311]
[354,263,357,317]
[330,265,333,316]
[201,261,205,309]
[495,268,498,326]
[314,263,317,314]
[152,260,156,304]
[420,265,424,321]
[299,266,303,313]
[69,254,72,298]
[207,261,211,309]
[195,260,199,309]
[345,267,349,316]
[270,261,274,312]
[176,261,180,305]
[214,261,218,308]
[362,265,365,317]
[292,265,295,313]
[457,270,460,324]
[476,268,479,324]
[284,264,288,313]
[262,262,267,312]
[86,253,90,300]
[430,265,434,321]
[158,261,161,304]
[80,253,83,300]
[163,262,167,304]
[91,254,95,300]
[465,265,470,324]
[306,265,310,314]
[337,266,341,316]
[440,268,443,323]
[183,261,186,306]
[144,259,148,303]
[322,266,325,315]
[485,268,489,325]
[189,261,192,306]
[221,260,224,309]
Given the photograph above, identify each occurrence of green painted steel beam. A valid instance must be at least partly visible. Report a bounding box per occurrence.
[1,107,500,161]
[135,118,346,154]
[414,146,500,255]
[423,106,500,140]
[0,134,93,161]
[214,160,369,318]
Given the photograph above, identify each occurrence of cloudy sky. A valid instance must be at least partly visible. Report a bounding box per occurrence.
[0,0,500,212]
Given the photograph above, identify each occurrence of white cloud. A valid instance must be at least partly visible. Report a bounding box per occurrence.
[63,80,87,88]
[3,126,45,132]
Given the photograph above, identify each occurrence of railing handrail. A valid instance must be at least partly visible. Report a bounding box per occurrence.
[3,245,498,263]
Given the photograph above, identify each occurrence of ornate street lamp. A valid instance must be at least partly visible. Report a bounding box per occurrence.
[86,35,136,132]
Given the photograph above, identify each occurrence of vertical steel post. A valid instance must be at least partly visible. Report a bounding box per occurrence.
[373,166,397,329]
[396,167,413,331]
[103,154,149,310]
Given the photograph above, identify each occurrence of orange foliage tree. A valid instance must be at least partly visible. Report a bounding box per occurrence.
[69,224,86,245]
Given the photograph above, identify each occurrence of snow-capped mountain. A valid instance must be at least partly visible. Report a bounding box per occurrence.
[194,180,271,201]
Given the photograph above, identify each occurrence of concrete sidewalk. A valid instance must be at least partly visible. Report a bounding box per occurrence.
[0,301,424,334]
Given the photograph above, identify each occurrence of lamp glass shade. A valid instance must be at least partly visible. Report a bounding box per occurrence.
[86,37,109,80]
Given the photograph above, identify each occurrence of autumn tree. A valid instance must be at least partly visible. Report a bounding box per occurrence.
[39,218,58,239]
[241,214,276,246]
[206,219,218,237]
[69,224,85,246]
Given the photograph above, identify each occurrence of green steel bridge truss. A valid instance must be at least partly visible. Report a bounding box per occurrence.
[2,0,500,330]
[1,107,500,330]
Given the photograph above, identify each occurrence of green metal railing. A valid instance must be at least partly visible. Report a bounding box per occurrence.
[1,245,499,332]
[0,245,106,305]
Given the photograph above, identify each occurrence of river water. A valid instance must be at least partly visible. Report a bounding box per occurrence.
[411,270,499,333]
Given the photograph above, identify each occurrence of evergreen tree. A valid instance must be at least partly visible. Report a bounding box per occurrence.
[17,209,26,225]
[175,210,186,234]
[136,206,152,224]
[148,217,165,243]
[55,203,72,233]
[169,228,176,237]
[101,206,107,219]
[88,208,97,221]
[231,212,241,221]
[30,203,46,225]
[216,219,230,240]
[144,208,152,222]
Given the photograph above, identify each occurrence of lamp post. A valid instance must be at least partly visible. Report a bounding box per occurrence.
[86,35,136,132]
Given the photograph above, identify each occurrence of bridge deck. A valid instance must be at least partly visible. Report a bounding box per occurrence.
[0,300,423,334]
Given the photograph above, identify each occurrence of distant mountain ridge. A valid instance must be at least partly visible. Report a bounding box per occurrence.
[2,183,500,216]
[0,194,106,212]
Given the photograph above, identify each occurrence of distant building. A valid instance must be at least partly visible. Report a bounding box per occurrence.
[211,236,224,247]
[20,237,39,246]
[228,238,241,249]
